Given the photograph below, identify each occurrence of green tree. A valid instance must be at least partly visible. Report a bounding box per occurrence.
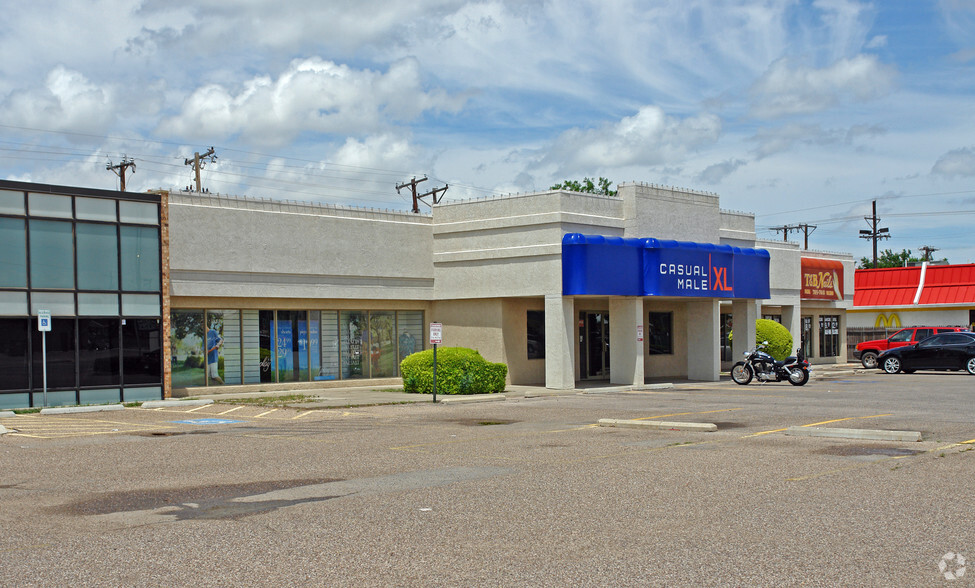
[550,177,617,196]
[858,248,922,269]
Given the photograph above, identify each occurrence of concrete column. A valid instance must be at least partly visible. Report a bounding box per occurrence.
[609,298,644,386]
[732,299,760,361]
[781,303,801,353]
[686,299,720,381]
[545,295,575,390]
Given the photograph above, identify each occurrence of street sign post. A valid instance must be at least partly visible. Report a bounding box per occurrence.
[429,323,443,403]
[37,310,51,407]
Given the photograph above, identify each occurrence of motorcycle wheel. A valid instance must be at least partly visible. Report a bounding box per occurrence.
[731,362,753,385]
[788,367,809,386]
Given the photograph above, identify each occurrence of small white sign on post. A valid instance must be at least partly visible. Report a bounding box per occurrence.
[38,310,52,332]
[429,322,443,345]
[636,325,644,342]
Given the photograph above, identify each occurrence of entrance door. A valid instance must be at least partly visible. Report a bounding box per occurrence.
[579,311,610,379]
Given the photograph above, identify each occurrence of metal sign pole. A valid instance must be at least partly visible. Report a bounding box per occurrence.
[42,330,48,408]
[432,344,438,403]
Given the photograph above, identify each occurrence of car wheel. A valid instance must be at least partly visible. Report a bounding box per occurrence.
[882,356,902,374]
[967,357,975,375]
[860,351,879,369]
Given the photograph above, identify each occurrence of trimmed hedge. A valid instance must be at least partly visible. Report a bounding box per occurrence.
[729,319,794,361]
[400,347,508,395]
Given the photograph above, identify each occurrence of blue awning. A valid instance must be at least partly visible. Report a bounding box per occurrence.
[562,233,770,299]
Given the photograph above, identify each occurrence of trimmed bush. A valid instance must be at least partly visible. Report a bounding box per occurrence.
[400,347,508,395]
[729,319,794,361]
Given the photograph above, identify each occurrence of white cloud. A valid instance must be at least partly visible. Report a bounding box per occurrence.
[748,122,885,159]
[332,134,424,172]
[158,58,466,145]
[931,147,975,177]
[865,35,887,49]
[539,106,722,174]
[0,66,115,134]
[749,54,897,118]
[696,159,747,184]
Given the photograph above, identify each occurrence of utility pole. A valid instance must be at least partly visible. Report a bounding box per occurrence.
[396,176,448,213]
[106,156,136,192]
[770,223,817,249]
[858,200,890,268]
[184,147,217,193]
[918,245,939,262]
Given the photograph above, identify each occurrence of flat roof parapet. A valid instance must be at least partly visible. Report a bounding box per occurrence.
[168,191,432,223]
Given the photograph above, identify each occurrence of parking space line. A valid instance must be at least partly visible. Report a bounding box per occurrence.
[291,411,318,420]
[186,404,210,413]
[742,413,893,438]
[255,409,278,418]
[217,406,244,415]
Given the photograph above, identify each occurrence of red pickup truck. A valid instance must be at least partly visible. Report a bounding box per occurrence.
[855,326,970,369]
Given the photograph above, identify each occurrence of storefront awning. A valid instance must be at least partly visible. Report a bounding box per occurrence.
[562,233,770,298]
[801,257,845,300]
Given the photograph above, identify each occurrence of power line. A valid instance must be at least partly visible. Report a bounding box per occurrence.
[858,200,890,268]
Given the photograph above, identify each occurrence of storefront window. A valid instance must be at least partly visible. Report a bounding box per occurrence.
[122,319,161,386]
[242,310,261,384]
[78,318,120,387]
[274,310,304,382]
[205,310,241,385]
[31,317,76,389]
[801,317,813,358]
[309,311,321,380]
[259,310,274,383]
[318,311,340,380]
[819,315,840,357]
[170,310,205,388]
[648,312,673,355]
[720,313,733,362]
[397,311,423,363]
[0,318,29,390]
[369,311,396,377]
[341,311,366,379]
[527,311,545,359]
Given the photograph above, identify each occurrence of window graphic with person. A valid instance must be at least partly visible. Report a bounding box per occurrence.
[207,323,224,385]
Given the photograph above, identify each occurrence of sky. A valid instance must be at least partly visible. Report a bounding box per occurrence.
[1,0,974,264]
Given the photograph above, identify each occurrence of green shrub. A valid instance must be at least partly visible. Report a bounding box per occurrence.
[729,319,794,361]
[400,347,508,395]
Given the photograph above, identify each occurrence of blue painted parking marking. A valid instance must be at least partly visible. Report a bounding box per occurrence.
[172,419,245,425]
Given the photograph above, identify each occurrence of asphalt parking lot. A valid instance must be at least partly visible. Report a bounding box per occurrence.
[2,371,974,586]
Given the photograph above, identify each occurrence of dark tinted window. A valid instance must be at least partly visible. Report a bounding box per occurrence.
[122,319,161,385]
[941,334,975,345]
[527,310,545,359]
[914,329,934,341]
[0,318,29,390]
[889,329,913,342]
[649,312,673,355]
[31,318,76,389]
[920,335,948,347]
[78,318,120,387]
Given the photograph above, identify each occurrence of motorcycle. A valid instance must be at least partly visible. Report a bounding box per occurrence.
[731,340,810,386]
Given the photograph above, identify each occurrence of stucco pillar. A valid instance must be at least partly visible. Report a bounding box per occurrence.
[609,298,644,386]
[686,299,720,381]
[545,295,575,390]
[732,299,760,362]
[781,304,801,352]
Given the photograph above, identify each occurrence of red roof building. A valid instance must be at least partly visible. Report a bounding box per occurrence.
[851,263,975,329]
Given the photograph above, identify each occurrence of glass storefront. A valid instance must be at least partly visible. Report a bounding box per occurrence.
[169,308,424,387]
[0,185,163,408]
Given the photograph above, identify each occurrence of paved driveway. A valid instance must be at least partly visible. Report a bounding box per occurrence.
[2,372,973,586]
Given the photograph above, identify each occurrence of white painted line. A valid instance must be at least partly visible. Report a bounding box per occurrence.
[598,418,717,432]
[142,399,214,409]
[785,426,921,442]
[40,404,126,415]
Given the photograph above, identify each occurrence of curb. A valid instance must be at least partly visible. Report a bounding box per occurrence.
[0,411,15,418]
[785,426,921,442]
[598,418,717,432]
[40,404,125,415]
[0,425,8,435]
[141,399,214,409]
[438,395,506,405]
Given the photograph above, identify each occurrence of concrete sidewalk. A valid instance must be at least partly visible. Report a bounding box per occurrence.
[180,362,866,409]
